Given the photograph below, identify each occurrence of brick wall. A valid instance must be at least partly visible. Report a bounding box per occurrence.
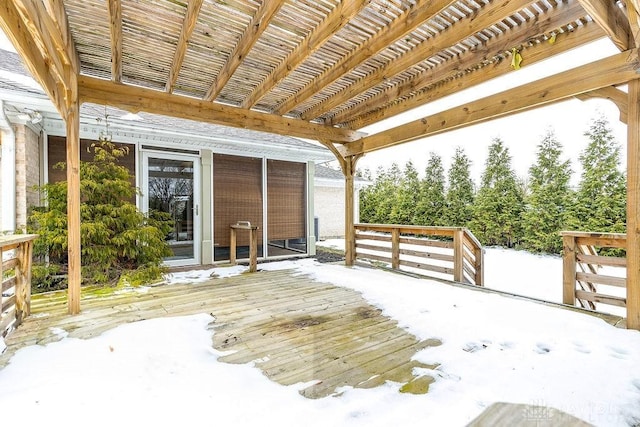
[14,124,41,230]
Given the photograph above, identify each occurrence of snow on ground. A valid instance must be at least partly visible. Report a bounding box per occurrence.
[1,252,640,426]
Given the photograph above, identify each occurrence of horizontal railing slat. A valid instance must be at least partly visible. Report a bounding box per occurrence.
[400,259,454,275]
[576,272,626,288]
[576,253,626,268]
[400,237,453,249]
[355,233,390,242]
[355,252,391,265]
[355,242,389,252]
[2,276,17,293]
[399,248,454,262]
[1,294,16,313]
[574,236,627,248]
[575,290,626,307]
[2,258,19,271]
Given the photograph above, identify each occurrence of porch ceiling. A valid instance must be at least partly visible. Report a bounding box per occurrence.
[2,0,639,158]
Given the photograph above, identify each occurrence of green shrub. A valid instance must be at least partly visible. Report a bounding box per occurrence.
[28,139,173,290]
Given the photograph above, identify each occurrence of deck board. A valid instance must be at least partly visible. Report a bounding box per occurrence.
[1,269,439,398]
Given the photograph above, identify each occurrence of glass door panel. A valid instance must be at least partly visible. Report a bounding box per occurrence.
[144,154,199,264]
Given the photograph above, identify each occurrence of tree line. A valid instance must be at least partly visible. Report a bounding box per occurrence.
[358,116,626,255]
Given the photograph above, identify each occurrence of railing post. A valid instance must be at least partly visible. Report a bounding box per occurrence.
[562,234,577,306]
[391,228,400,269]
[229,227,237,265]
[15,240,33,325]
[474,245,484,287]
[453,229,464,283]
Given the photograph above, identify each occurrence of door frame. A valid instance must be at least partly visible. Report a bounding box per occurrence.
[141,149,201,266]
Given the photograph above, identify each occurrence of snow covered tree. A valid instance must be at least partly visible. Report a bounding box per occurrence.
[569,116,626,234]
[444,147,475,227]
[470,138,524,247]
[413,153,446,226]
[390,161,420,224]
[522,130,573,254]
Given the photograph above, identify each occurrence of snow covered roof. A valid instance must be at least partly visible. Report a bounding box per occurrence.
[0,48,334,163]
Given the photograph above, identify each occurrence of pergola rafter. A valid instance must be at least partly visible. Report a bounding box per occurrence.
[300,0,534,121]
[1,0,640,328]
[330,0,595,128]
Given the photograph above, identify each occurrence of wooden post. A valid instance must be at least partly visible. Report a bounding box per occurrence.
[344,156,356,266]
[66,88,81,315]
[474,245,484,287]
[15,240,33,324]
[562,234,577,306]
[391,228,400,269]
[627,79,640,330]
[229,223,258,272]
[249,227,257,273]
[229,227,237,265]
[453,229,464,283]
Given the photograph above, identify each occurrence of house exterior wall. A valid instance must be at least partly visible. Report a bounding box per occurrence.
[314,185,346,239]
[14,124,40,230]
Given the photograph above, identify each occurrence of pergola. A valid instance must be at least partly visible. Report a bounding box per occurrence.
[1,0,639,328]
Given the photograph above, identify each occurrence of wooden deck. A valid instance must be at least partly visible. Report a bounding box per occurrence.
[0,269,440,399]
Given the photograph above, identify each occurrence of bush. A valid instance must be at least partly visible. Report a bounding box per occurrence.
[28,139,173,290]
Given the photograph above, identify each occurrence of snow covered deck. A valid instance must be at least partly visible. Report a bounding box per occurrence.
[1,260,639,425]
[1,268,439,398]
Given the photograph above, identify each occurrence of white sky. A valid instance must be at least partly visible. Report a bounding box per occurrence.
[1,252,639,426]
[0,30,628,184]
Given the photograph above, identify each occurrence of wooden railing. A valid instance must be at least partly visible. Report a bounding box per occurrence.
[354,224,483,286]
[562,231,626,313]
[1,234,37,337]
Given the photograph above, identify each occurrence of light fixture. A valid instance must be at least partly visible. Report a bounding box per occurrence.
[97,106,112,142]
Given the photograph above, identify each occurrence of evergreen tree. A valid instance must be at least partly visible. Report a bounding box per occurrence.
[28,140,173,289]
[470,138,524,247]
[413,153,446,226]
[390,161,420,224]
[359,163,402,223]
[445,147,475,227]
[569,116,626,233]
[522,129,573,254]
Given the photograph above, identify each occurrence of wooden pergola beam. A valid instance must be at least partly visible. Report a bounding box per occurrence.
[2,0,82,314]
[241,0,368,110]
[0,1,68,115]
[204,0,285,102]
[343,49,640,156]
[578,0,632,50]
[165,0,203,93]
[274,0,456,115]
[20,0,79,74]
[575,86,628,124]
[301,0,532,121]
[623,0,640,46]
[332,0,591,127]
[107,0,122,83]
[78,75,364,143]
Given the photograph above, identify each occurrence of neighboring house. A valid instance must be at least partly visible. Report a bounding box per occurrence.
[0,48,335,266]
[314,165,369,239]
